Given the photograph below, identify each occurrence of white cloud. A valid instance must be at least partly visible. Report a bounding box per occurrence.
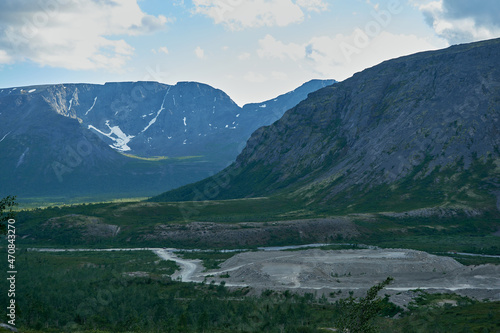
[158,46,170,55]
[415,0,500,44]
[192,0,327,30]
[244,71,267,83]
[152,46,170,55]
[130,15,171,35]
[296,0,328,12]
[238,52,251,60]
[257,34,305,61]
[257,32,443,81]
[365,0,380,11]
[0,50,12,64]
[195,46,205,59]
[0,0,170,71]
[271,71,288,80]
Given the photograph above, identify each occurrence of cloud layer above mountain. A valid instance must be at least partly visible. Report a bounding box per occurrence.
[0,0,170,70]
[415,0,500,44]
[192,0,328,30]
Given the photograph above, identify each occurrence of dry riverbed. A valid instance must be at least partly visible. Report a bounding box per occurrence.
[31,246,500,307]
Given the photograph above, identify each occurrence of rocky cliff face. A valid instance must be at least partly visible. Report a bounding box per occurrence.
[154,38,500,212]
[0,79,333,201]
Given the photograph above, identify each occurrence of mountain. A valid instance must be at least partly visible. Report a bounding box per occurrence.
[0,79,334,202]
[0,84,207,201]
[151,38,500,214]
[238,79,337,140]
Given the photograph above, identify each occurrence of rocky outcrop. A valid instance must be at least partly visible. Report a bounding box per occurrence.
[143,218,358,247]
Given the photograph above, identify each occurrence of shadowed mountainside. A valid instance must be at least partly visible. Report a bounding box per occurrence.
[0,79,334,202]
[152,38,500,214]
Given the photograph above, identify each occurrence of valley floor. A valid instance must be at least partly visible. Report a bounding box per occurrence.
[10,198,500,331]
[31,245,500,308]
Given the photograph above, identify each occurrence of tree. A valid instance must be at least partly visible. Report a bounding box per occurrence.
[335,277,394,333]
[0,195,17,235]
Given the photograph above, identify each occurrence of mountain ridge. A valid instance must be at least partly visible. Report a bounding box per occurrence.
[0,79,335,202]
[151,38,500,213]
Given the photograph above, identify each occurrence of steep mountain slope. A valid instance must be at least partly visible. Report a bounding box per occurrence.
[0,80,333,202]
[0,87,213,199]
[81,81,242,158]
[152,38,500,213]
[238,79,336,140]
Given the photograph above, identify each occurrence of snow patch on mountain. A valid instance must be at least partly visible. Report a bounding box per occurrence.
[88,121,135,152]
[0,132,11,143]
[141,89,170,133]
[85,97,97,116]
[16,147,29,167]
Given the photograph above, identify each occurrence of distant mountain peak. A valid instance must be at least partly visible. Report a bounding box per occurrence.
[0,78,334,201]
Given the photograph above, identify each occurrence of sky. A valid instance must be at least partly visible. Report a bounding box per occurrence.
[0,0,499,106]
